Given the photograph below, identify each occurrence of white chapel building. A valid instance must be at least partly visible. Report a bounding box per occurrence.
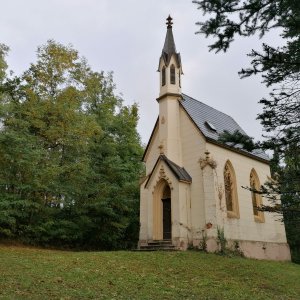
[138,16,290,260]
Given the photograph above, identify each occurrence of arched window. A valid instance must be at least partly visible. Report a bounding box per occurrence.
[250,169,265,222]
[224,161,239,218]
[170,64,175,84]
[162,66,166,86]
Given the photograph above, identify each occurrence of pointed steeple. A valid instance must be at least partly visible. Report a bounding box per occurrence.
[159,15,182,69]
[158,15,183,98]
[156,16,183,165]
[162,16,176,58]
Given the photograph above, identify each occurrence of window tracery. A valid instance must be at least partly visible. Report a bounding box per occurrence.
[223,161,239,218]
[250,169,265,222]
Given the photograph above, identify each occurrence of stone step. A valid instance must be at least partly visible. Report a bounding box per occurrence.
[138,240,176,251]
[147,240,172,245]
[140,245,175,249]
[137,247,177,251]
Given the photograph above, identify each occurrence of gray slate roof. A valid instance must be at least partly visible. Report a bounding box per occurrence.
[163,27,177,56]
[145,154,192,187]
[181,94,269,161]
[159,26,182,68]
[161,155,192,182]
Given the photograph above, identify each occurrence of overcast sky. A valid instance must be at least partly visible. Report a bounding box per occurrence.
[1,0,281,145]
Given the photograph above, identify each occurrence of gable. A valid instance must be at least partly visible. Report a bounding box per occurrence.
[145,154,192,188]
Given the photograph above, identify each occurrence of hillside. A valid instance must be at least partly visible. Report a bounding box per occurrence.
[0,245,299,299]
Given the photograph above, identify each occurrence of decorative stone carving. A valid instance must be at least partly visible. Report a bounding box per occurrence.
[159,165,173,188]
[199,150,217,169]
[158,143,164,154]
[224,163,234,211]
[217,183,226,214]
[223,161,240,218]
[152,165,173,193]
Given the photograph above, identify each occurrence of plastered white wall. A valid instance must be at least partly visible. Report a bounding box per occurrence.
[179,107,207,239]
[206,142,288,244]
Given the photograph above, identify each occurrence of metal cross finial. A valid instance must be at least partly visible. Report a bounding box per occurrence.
[166,15,173,28]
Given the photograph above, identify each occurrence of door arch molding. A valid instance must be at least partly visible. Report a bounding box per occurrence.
[153,179,172,240]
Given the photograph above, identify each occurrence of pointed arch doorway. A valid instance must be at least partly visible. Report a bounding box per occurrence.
[153,180,172,240]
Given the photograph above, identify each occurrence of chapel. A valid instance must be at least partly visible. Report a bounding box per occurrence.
[138,16,290,260]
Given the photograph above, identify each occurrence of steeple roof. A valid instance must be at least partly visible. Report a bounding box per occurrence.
[159,16,182,69]
[162,16,177,56]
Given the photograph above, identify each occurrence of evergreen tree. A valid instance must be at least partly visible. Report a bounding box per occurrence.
[193,0,300,261]
[218,130,255,152]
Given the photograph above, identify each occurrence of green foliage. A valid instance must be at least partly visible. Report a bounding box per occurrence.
[0,40,143,249]
[218,130,256,152]
[217,226,227,254]
[199,230,208,252]
[216,227,244,257]
[0,44,9,83]
[193,1,300,151]
[257,146,300,263]
[193,0,300,262]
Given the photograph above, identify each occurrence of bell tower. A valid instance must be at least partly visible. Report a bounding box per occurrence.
[157,16,183,165]
[158,15,183,97]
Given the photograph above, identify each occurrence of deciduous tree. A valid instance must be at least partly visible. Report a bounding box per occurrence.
[0,41,143,249]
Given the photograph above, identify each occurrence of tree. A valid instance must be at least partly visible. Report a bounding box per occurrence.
[193,0,299,153]
[0,44,9,83]
[0,41,143,249]
[193,0,300,261]
[218,130,255,152]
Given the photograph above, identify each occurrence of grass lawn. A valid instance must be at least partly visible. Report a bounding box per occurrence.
[0,245,299,299]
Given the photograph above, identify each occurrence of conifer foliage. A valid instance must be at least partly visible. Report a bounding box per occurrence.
[193,0,300,261]
[0,41,143,249]
[218,130,255,152]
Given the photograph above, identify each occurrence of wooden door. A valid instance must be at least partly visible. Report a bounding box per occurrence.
[162,198,171,240]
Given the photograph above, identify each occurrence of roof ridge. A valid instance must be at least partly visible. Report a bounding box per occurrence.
[180,93,269,162]
[182,93,247,134]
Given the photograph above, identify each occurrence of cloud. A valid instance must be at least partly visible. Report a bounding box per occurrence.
[0,0,281,144]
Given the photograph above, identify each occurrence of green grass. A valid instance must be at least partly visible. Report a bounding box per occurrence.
[0,245,299,299]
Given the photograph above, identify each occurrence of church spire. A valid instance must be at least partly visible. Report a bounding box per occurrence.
[160,15,181,69]
[162,15,177,60]
[158,15,183,98]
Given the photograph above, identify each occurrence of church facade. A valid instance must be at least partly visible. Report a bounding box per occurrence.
[139,16,290,260]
